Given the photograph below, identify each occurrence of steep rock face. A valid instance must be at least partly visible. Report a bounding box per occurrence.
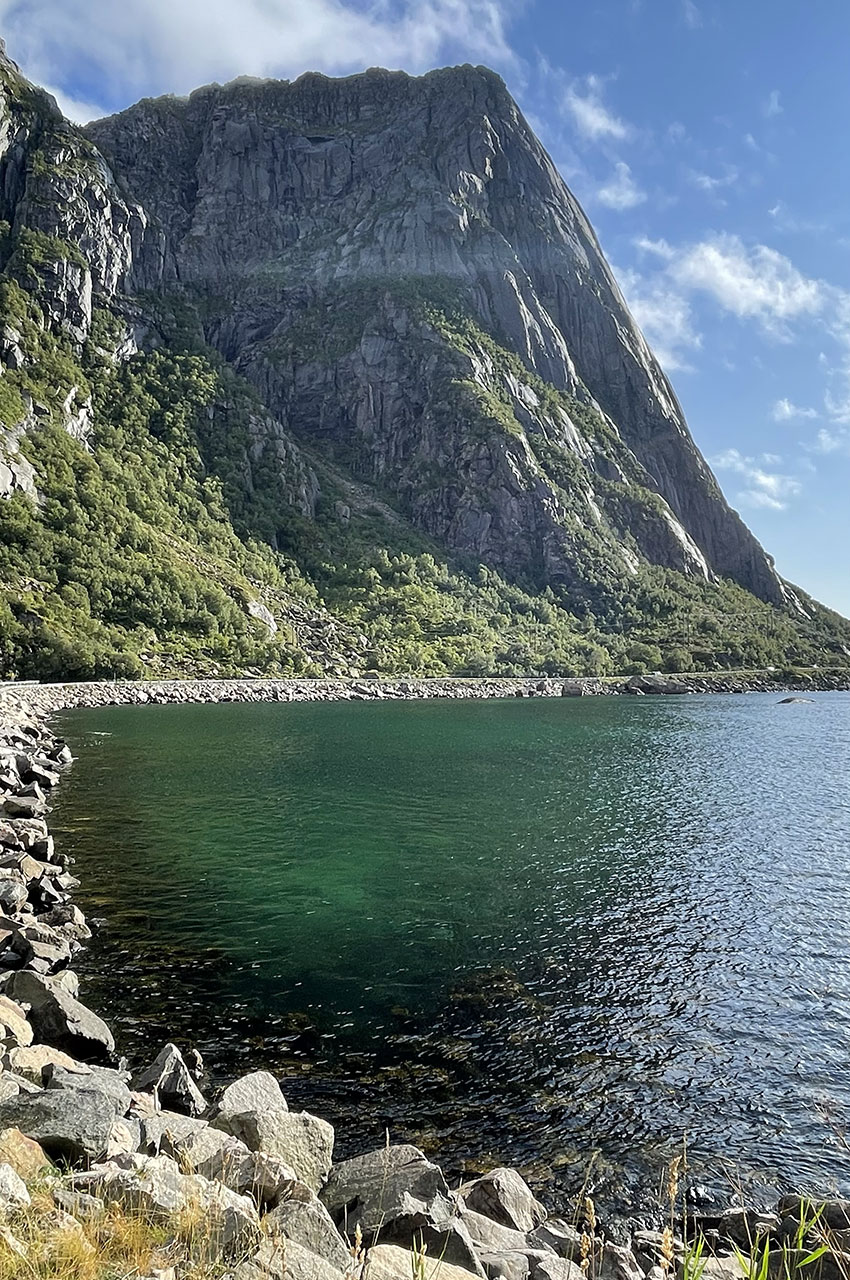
[87,65,784,603]
[0,48,150,340]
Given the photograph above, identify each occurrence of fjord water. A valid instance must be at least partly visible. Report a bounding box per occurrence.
[53,693,850,1208]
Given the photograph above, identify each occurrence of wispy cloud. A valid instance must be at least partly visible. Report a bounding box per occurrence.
[564,74,630,141]
[814,428,850,454]
[710,448,802,510]
[0,0,518,120]
[681,0,702,27]
[762,89,783,119]
[595,161,646,210]
[687,165,739,196]
[772,397,818,422]
[618,266,701,371]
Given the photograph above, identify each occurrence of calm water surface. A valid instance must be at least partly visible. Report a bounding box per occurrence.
[51,693,850,1213]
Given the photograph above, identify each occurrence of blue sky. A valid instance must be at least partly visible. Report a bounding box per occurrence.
[3,0,848,613]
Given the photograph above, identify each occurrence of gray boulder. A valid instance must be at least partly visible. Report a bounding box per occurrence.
[532,1259,585,1280]
[321,1143,481,1274]
[216,1107,333,1192]
[44,1061,132,1113]
[134,1043,207,1116]
[0,1160,30,1209]
[5,970,114,1062]
[137,1108,208,1154]
[265,1189,351,1270]
[216,1069,287,1118]
[463,1208,536,1254]
[461,1169,547,1233]
[528,1221,582,1260]
[0,1086,118,1162]
[234,1235,347,1280]
[364,1244,484,1280]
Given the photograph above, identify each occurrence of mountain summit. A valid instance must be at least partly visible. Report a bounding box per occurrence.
[0,45,847,678]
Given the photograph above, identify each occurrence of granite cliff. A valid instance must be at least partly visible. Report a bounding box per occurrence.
[0,42,847,679]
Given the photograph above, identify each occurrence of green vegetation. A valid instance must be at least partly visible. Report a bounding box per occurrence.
[0,198,848,681]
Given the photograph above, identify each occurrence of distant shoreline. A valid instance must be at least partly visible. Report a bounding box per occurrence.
[0,668,848,717]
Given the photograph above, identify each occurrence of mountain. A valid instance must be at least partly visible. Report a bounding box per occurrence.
[0,41,848,680]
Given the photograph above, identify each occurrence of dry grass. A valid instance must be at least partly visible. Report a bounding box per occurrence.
[0,1181,260,1280]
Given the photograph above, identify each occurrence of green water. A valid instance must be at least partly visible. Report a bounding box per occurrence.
[52,692,850,1209]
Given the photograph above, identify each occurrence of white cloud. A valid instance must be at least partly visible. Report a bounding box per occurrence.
[681,0,702,27]
[564,75,630,142]
[763,89,782,118]
[772,397,818,422]
[664,234,823,336]
[710,448,802,510]
[595,161,646,211]
[688,165,739,195]
[814,428,849,454]
[0,0,517,121]
[618,266,702,371]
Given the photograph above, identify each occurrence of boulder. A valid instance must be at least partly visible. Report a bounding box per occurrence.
[44,1061,133,1114]
[0,1160,30,1210]
[364,1243,483,1280]
[778,1197,850,1231]
[532,1259,585,1280]
[0,1126,52,1179]
[217,1107,333,1192]
[52,1187,105,1220]
[5,970,114,1061]
[599,1244,644,1280]
[0,880,27,915]
[234,1235,347,1280]
[0,1087,118,1162]
[321,1144,481,1274]
[0,994,32,1047]
[461,1169,547,1233]
[216,1070,287,1119]
[481,1253,558,1280]
[462,1209,536,1254]
[137,1108,208,1154]
[134,1043,207,1116]
[2,795,44,819]
[265,1190,351,1270]
[528,1221,582,1260]
[7,1043,79,1085]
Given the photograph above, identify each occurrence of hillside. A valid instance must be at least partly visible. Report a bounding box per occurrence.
[0,42,848,680]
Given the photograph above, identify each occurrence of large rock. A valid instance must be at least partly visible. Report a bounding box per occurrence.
[44,1061,133,1114]
[216,1107,333,1192]
[215,1070,287,1118]
[0,994,32,1047]
[0,1086,118,1162]
[265,1188,352,1270]
[5,971,114,1062]
[0,1160,30,1210]
[8,1042,81,1085]
[234,1235,348,1280]
[322,1144,482,1274]
[134,1043,207,1116]
[0,1125,52,1179]
[137,1108,208,1154]
[461,1169,547,1233]
[462,1209,538,1254]
[364,1243,483,1280]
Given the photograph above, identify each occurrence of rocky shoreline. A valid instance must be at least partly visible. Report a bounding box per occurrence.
[1,667,849,719]
[0,689,847,1277]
